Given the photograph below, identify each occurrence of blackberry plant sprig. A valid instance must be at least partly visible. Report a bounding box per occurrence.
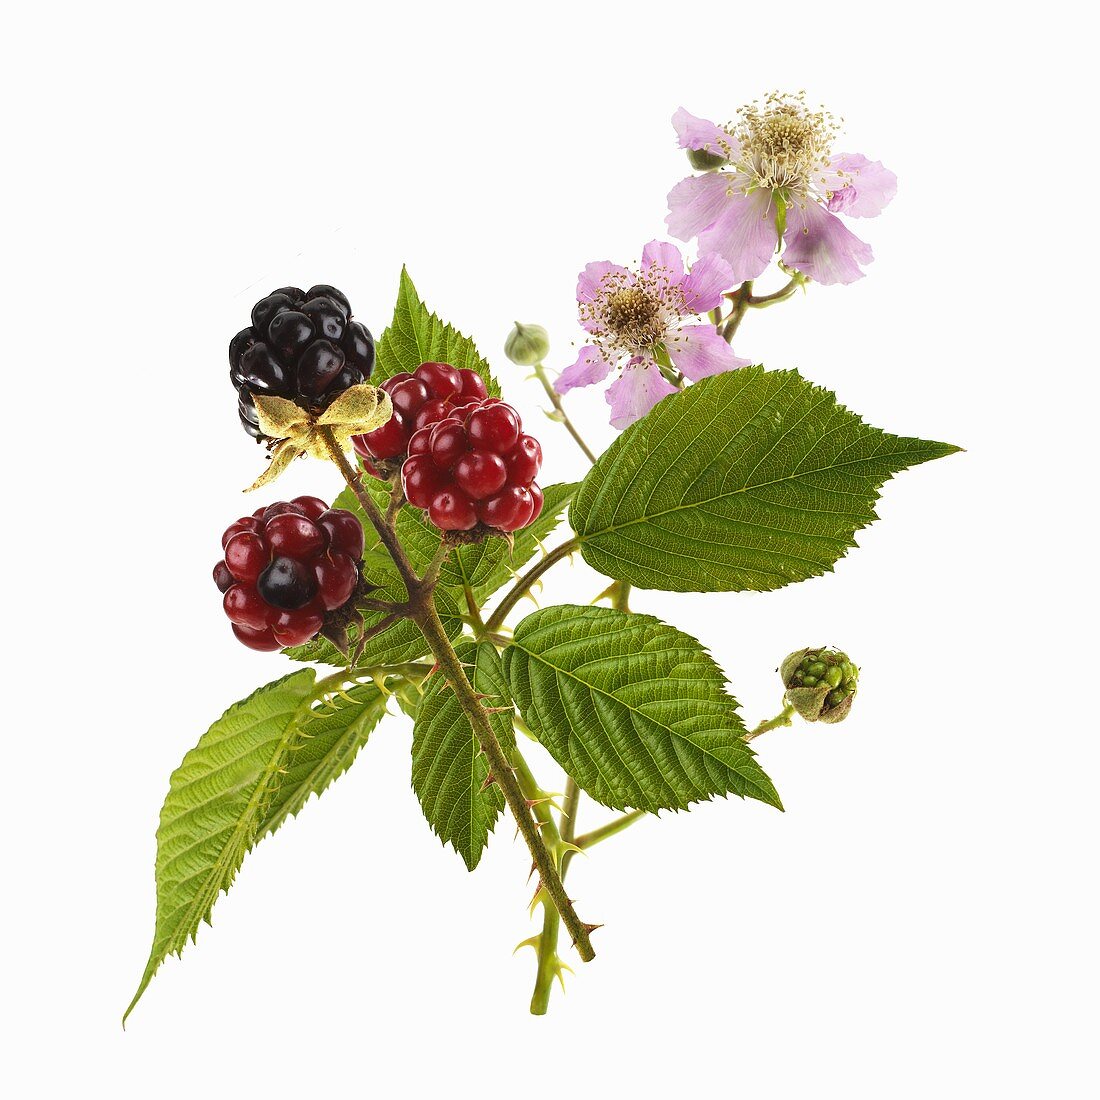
[128,94,960,1024]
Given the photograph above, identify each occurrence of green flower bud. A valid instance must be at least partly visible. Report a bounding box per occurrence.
[504,322,550,366]
[780,647,859,724]
[687,147,728,171]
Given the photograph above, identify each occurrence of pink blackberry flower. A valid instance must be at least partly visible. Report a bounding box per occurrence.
[555,240,749,429]
[666,92,897,285]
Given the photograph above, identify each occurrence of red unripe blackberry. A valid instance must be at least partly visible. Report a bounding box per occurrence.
[372,362,543,535]
[229,284,374,442]
[213,497,364,650]
[351,363,491,466]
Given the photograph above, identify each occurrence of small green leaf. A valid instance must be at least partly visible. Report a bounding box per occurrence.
[412,642,515,870]
[571,367,959,592]
[284,582,463,669]
[443,482,577,603]
[374,266,500,395]
[503,605,780,813]
[126,671,317,1023]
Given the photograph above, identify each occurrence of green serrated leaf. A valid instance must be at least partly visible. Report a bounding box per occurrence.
[126,670,318,1023]
[261,682,389,838]
[502,605,781,813]
[570,367,960,592]
[411,642,515,870]
[443,482,577,604]
[374,266,501,396]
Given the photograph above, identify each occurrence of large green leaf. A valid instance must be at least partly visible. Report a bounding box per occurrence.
[126,671,317,1022]
[261,682,389,837]
[502,605,781,813]
[374,266,500,395]
[570,367,959,592]
[411,642,515,870]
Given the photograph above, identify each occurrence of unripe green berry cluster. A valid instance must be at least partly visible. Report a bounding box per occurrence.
[780,647,859,724]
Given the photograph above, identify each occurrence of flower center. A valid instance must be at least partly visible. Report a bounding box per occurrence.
[604,287,665,348]
[735,91,837,196]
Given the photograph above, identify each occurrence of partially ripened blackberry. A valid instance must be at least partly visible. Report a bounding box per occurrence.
[214,495,366,651]
[352,362,544,534]
[229,285,375,441]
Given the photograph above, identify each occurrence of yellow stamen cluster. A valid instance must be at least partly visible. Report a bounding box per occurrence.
[734,91,839,196]
[604,287,665,348]
[581,266,683,355]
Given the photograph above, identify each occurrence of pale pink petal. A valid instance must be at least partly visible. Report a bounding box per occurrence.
[666,325,751,381]
[666,172,739,241]
[782,201,874,286]
[605,362,679,429]
[697,187,779,283]
[680,253,735,313]
[820,153,897,218]
[672,107,739,161]
[641,240,686,282]
[577,261,630,306]
[555,346,613,394]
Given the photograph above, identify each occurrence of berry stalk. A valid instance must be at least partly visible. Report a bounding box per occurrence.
[316,426,597,965]
[530,361,598,465]
[483,537,580,633]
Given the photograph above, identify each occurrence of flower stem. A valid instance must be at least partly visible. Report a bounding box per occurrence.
[745,703,796,741]
[746,274,803,309]
[532,362,598,464]
[317,426,596,964]
[484,536,580,633]
[722,280,753,343]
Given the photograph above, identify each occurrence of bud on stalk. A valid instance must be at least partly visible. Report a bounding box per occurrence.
[505,322,551,366]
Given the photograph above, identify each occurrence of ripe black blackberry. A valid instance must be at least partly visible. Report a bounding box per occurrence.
[229,284,375,441]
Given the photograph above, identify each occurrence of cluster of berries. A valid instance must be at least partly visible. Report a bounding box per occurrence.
[352,361,543,533]
[213,496,365,651]
[781,647,859,723]
[229,284,375,441]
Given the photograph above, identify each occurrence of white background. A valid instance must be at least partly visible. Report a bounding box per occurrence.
[3,1,1095,1096]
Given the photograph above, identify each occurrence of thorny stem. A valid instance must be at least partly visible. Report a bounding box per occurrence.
[316,428,420,598]
[513,752,571,1015]
[532,362,598,465]
[484,537,581,633]
[317,426,596,964]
